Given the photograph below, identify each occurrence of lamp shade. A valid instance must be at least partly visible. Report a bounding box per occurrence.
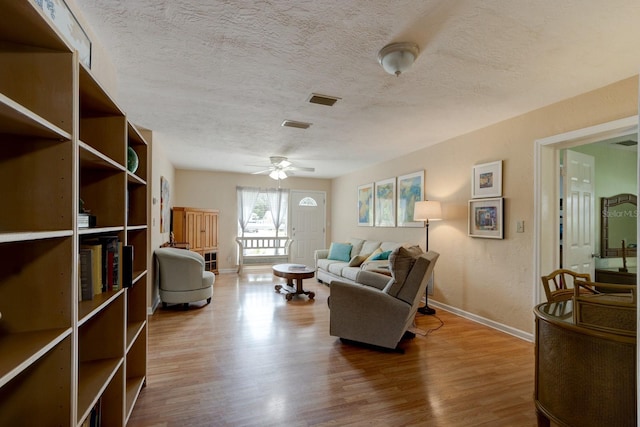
[413,200,442,221]
[378,42,420,76]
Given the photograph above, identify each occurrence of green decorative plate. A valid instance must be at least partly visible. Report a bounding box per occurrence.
[127,146,139,173]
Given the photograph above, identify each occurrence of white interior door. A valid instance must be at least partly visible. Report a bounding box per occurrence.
[289,190,326,268]
[562,149,595,277]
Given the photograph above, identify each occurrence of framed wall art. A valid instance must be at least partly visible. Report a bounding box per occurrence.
[472,160,502,198]
[375,178,396,227]
[160,176,171,233]
[397,170,424,227]
[34,0,92,68]
[469,197,504,239]
[357,183,374,226]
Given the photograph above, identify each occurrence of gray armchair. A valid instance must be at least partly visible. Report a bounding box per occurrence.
[329,248,439,350]
[155,247,215,309]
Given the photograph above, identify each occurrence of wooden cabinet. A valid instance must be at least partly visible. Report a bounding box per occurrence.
[595,267,637,285]
[0,2,148,426]
[172,207,219,273]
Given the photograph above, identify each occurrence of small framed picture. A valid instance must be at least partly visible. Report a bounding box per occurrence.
[357,183,374,226]
[472,160,502,198]
[397,170,424,227]
[469,198,504,239]
[375,177,396,227]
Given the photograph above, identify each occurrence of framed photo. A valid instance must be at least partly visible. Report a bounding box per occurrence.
[160,176,171,233]
[375,178,396,227]
[357,183,374,226]
[472,160,502,198]
[35,0,92,68]
[397,170,424,227]
[469,197,504,239]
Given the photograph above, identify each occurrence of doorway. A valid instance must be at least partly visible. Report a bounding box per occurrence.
[534,116,638,304]
[289,190,326,268]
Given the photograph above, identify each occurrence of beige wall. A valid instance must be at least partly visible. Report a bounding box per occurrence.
[173,170,332,271]
[149,133,175,310]
[331,76,638,335]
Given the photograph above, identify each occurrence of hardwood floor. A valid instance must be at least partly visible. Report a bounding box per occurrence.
[128,269,539,427]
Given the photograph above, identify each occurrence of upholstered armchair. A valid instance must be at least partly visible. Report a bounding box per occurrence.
[329,247,440,350]
[155,247,215,309]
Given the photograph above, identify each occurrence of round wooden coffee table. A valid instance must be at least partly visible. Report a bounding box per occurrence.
[273,264,315,300]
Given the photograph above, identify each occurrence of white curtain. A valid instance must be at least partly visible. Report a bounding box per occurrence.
[265,188,289,238]
[237,186,260,236]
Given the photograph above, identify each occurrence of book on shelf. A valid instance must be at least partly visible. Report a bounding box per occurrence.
[79,248,94,301]
[83,235,119,293]
[82,397,102,427]
[81,243,103,297]
[122,245,134,288]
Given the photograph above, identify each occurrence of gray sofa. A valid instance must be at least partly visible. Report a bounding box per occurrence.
[314,237,407,285]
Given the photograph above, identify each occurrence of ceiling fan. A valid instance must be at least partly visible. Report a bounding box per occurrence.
[250,156,315,180]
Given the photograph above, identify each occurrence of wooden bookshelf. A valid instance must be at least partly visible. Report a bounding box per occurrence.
[0,2,149,426]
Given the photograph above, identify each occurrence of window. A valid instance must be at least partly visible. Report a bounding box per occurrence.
[237,187,289,237]
[299,197,317,207]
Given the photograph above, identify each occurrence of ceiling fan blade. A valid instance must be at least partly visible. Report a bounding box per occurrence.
[287,166,315,172]
[251,169,272,175]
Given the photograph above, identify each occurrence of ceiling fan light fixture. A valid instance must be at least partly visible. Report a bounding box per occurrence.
[269,169,287,180]
[377,42,420,76]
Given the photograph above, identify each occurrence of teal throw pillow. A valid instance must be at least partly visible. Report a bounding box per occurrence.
[328,242,352,262]
[370,250,392,260]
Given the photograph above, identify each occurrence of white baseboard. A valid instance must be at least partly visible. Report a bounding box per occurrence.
[428,300,534,343]
[148,295,161,315]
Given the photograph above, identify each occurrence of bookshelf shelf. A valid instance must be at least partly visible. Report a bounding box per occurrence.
[77,357,124,423]
[0,2,149,425]
[78,289,124,326]
[125,375,146,421]
[0,328,71,389]
[0,92,71,139]
[0,230,73,243]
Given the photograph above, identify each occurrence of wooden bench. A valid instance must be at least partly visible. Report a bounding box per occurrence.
[236,237,293,273]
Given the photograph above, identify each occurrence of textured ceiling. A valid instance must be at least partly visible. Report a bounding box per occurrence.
[77,0,640,178]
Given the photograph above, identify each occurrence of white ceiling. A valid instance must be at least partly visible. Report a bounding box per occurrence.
[77,0,640,179]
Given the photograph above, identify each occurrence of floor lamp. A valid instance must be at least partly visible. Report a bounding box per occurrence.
[413,200,442,315]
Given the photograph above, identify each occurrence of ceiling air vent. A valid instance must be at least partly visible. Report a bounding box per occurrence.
[308,93,341,107]
[615,139,637,147]
[281,120,312,129]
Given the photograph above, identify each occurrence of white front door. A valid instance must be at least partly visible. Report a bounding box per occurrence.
[289,190,326,268]
[562,149,595,277]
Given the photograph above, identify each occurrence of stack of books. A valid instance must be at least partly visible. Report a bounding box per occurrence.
[79,236,134,301]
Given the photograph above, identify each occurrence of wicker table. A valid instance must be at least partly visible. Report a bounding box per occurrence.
[273,264,315,300]
[534,300,636,427]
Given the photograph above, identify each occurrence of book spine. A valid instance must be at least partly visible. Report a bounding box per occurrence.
[79,249,94,301]
[106,251,114,292]
[122,245,134,288]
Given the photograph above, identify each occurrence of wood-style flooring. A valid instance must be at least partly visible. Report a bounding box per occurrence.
[128,268,539,427]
